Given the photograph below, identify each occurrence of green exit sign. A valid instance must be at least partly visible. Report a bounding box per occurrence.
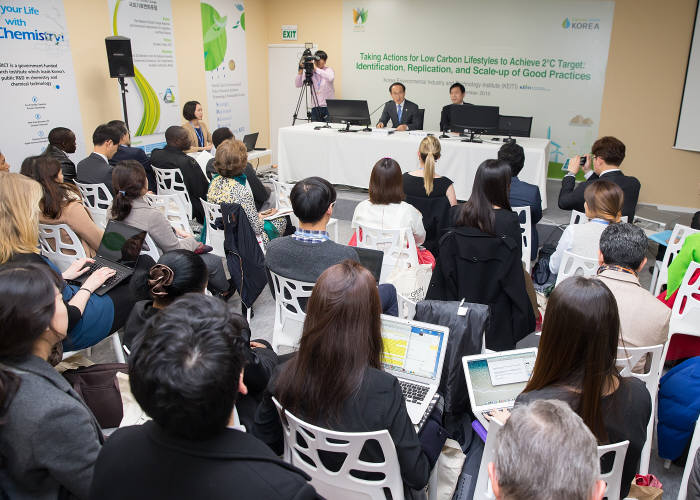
[282,25,298,40]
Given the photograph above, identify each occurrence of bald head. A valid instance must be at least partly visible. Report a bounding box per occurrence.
[165,126,190,151]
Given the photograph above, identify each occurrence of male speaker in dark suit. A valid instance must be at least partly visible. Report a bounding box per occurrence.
[76,124,120,194]
[376,82,421,130]
[43,127,78,183]
[440,82,473,132]
[558,136,641,221]
[107,119,156,191]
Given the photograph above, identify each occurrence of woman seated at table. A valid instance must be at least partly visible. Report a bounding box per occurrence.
[0,263,103,498]
[182,100,212,153]
[21,155,103,256]
[352,157,426,246]
[513,276,651,499]
[109,160,230,294]
[208,139,286,247]
[253,260,432,491]
[549,180,623,275]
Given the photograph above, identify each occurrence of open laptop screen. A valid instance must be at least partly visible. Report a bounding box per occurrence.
[465,351,537,408]
[381,317,445,380]
[97,220,147,269]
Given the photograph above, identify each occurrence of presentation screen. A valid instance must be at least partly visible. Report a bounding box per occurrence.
[675,1,700,152]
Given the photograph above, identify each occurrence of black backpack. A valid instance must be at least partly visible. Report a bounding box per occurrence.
[531,244,557,285]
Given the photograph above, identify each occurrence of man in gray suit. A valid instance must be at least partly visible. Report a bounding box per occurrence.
[376,82,421,130]
[76,124,120,193]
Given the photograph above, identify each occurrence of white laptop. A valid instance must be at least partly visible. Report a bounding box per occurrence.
[380,314,449,425]
[462,348,538,429]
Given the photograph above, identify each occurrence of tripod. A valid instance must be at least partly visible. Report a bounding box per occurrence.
[292,69,324,126]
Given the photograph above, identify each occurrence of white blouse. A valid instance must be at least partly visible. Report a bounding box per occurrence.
[351,200,426,245]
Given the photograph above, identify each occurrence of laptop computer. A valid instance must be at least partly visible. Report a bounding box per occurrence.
[462,348,538,429]
[76,220,147,296]
[380,315,449,425]
[242,132,259,152]
[353,246,384,283]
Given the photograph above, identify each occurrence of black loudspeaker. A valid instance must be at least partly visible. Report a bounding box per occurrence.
[105,36,134,78]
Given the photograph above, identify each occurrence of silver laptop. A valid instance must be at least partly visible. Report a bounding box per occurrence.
[380,315,449,425]
[462,348,538,429]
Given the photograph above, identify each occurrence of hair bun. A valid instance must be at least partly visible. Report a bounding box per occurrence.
[148,264,175,297]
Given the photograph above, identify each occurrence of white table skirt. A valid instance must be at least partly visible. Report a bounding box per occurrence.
[278,123,549,208]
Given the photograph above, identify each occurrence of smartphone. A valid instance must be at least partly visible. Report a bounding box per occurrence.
[561,158,570,172]
[561,156,587,172]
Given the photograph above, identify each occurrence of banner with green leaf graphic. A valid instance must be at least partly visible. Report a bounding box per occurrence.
[108,0,180,152]
[201,0,250,138]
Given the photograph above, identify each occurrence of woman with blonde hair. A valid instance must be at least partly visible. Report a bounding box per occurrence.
[550,179,624,274]
[403,135,457,205]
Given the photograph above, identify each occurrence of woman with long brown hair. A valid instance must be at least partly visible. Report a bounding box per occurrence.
[514,276,650,498]
[20,155,104,256]
[253,260,431,490]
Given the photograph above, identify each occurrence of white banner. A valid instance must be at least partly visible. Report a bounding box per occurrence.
[200,0,250,138]
[108,0,180,153]
[0,0,85,170]
[342,0,614,176]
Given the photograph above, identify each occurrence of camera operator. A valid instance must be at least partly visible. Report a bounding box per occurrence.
[295,49,335,122]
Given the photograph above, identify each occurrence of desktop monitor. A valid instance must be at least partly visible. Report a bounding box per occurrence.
[326,99,371,128]
[450,105,500,133]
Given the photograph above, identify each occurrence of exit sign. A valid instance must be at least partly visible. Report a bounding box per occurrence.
[282,25,297,40]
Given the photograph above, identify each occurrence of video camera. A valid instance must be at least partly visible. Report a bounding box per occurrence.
[299,44,319,80]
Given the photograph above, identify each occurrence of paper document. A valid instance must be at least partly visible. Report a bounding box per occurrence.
[263,208,294,221]
[487,357,531,386]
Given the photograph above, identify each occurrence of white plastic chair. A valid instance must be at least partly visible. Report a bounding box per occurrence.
[140,234,161,261]
[73,181,112,229]
[152,166,193,219]
[650,224,699,296]
[473,418,504,499]
[62,332,125,364]
[554,250,599,287]
[597,440,629,500]
[270,177,338,240]
[616,344,665,474]
[355,225,419,284]
[144,193,190,233]
[661,262,700,367]
[272,397,404,500]
[512,205,532,272]
[199,199,225,257]
[570,210,627,226]
[679,416,700,500]
[268,271,314,353]
[38,223,87,272]
[396,293,417,320]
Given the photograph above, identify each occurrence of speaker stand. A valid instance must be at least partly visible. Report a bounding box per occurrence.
[118,76,129,131]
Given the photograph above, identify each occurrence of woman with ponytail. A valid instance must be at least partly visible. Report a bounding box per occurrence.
[0,263,103,499]
[403,135,457,205]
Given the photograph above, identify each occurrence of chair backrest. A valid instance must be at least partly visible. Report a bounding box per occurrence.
[271,178,294,211]
[73,181,112,228]
[152,166,193,218]
[141,233,161,261]
[679,416,700,500]
[512,205,531,271]
[569,209,588,226]
[416,108,425,130]
[654,224,699,296]
[272,397,404,500]
[497,115,532,137]
[38,223,87,272]
[667,261,700,340]
[616,343,664,474]
[597,440,629,500]
[199,199,225,257]
[268,271,314,353]
[396,292,417,320]
[554,250,599,287]
[355,225,419,283]
[144,193,190,233]
[473,419,504,500]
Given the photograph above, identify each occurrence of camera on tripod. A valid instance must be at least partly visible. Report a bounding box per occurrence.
[299,46,319,80]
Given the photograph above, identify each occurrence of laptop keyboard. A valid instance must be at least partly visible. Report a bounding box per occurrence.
[86,262,128,289]
[399,380,430,404]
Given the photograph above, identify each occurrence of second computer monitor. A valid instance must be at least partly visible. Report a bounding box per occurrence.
[450,105,500,133]
[326,99,371,127]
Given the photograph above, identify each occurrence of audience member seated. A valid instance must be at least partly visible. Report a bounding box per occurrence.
[489,400,605,500]
[403,135,456,257]
[352,157,426,247]
[265,176,397,315]
[428,159,534,350]
[21,155,104,257]
[0,149,10,172]
[498,141,542,261]
[558,136,640,221]
[0,263,103,499]
[107,119,156,192]
[597,223,670,372]
[182,100,213,152]
[254,261,432,491]
[550,180,623,275]
[76,123,120,194]
[0,172,136,350]
[43,126,77,183]
[150,125,209,224]
[89,294,315,500]
[514,276,651,498]
[108,161,229,294]
[206,127,272,210]
[208,139,286,247]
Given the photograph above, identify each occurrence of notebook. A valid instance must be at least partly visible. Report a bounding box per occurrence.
[242,132,259,152]
[353,246,384,283]
[380,315,449,425]
[76,220,147,296]
[462,348,538,429]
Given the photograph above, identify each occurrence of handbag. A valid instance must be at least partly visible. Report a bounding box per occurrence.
[63,363,128,428]
[387,262,432,302]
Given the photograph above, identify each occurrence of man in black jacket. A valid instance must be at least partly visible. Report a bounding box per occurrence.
[76,124,120,193]
[558,136,641,221]
[107,119,156,191]
[43,127,77,182]
[150,125,209,223]
[89,294,318,500]
[376,82,421,130]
